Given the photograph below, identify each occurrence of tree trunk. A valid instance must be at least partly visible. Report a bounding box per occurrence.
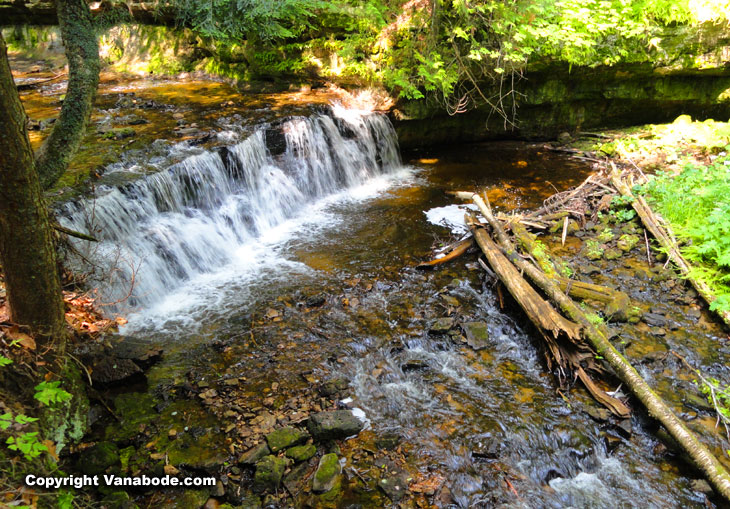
[0,34,66,351]
[35,0,100,190]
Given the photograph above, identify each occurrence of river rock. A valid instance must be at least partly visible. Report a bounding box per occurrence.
[286,444,316,462]
[690,478,713,495]
[240,442,271,465]
[253,455,289,492]
[429,317,454,334]
[642,312,668,328]
[462,321,489,350]
[377,466,409,502]
[283,461,313,496]
[90,357,143,385]
[604,248,623,260]
[265,427,309,452]
[307,410,363,441]
[77,441,120,475]
[312,453,341,492]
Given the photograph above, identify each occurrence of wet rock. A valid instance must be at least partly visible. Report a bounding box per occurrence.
[583,406,610,422]
[472,439,502,459]
[286,444,316,462]
[102,127,136,140]
[617,234,639,252]
[253,455,290,493]
[212,480,226,497]
[604,248,623,260]
[377,468,409,502]
[642,312,668,328]
[265,427,309,453]
[462,321,489,350]
[440,294,460,307]
[615,419,632,437]
[264,125,287,156]
[579,264,601,275]
[90,357,143,386]
[375,432,401,451]
[77,441,120,475]
[283,461,313,496]
[119,114,149,126]
[312,453,341,493]
[429,317,455,334]
[649,327,666,336]
[318,377,349,398]
[305,294,327,308]
[307,410,364,441]
[401,359,429,373]
[690,478,713,495]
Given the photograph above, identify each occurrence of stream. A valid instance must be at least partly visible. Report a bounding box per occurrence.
[22,71,730,507]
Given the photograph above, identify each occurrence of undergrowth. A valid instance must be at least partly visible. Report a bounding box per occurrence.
[639,136,730,314]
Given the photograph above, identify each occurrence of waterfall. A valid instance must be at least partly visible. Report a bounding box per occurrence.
[58,106,401,311]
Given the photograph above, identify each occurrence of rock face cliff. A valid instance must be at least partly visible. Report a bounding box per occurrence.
[393,24,730,148]
[4,15,730,148]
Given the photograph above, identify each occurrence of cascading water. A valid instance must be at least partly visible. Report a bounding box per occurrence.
[58,106,401,312]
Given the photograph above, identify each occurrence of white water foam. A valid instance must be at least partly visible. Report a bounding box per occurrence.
[57,107,411,329]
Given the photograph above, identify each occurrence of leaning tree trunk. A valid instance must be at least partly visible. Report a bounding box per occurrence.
[0,34,66,351]
[35,0,100,190]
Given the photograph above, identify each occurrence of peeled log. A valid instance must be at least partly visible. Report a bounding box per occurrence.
[466,190,730,501]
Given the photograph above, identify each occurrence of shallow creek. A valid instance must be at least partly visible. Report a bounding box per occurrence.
[20,70,730,507]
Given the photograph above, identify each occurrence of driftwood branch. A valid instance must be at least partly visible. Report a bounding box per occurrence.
[52,223,98,242]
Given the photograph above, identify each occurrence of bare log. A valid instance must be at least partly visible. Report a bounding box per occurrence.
[468,189,730,501]
[468,215,629,417]
[416,237,473,269]
[52,222,97,242]
[610,165,730,328]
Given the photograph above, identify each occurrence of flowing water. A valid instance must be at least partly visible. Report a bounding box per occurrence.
[54,95,730,507]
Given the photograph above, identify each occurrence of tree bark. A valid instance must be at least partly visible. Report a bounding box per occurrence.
[463,190,730,501]
[35,0,100,190]
[0,34,66,349]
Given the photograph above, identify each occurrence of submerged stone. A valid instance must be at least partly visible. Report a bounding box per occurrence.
[266,426,309,452]
[253,455,289,492]
[429,317,454,334]
[462,321,489,350]
[286,443,316,462]
[307,410,364,441]
[312,453,341,492]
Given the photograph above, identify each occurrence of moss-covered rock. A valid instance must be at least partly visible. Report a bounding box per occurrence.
[617,234,640,252]
[604,248,623,260]
[101,491,137,509]
[583,239,604,260]
[312,453,341,493]
[265,426,309,453]
[253,455,290,493]
[286,443,316,462]
[78,441,120,475]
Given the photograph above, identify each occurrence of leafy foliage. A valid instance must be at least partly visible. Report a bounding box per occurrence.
[34,381,73,406]
[641,145,730,313]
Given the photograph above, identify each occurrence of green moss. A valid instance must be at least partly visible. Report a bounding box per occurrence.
[265,427,309,453]
[286,443,316,462]
[253,455,289,492]
[583,239,605,261]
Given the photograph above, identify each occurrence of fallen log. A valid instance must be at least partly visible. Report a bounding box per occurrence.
[468,215,629,416]
[610,165,730,329]
[509,221,633,321]
[416,238,474,269]
[463,189,730,501]
[52,223,98,242]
